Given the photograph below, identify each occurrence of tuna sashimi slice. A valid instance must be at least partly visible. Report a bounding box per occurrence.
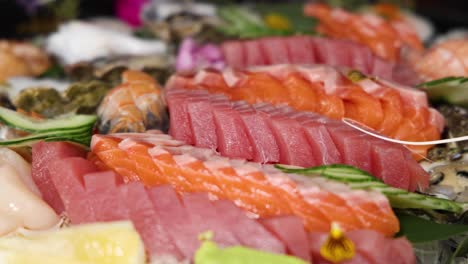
[166,93,193,144]
[348,41,373,73]
[83,171,128,222]
[221,41,245,68]
[182,193,239,247]
[260,37,290,64]
[48,157,97,224]
[238,110,280,163]
[122,182,182,260]
[328,129,373,173]
[268,117,317,167]
[212,106,254,160]
[212,199,286,254]
[286,36,316,64]
[371,57,394,81]
[346,230,391,263]
[312,38,351,67]
[301,121,342,165]
[147,185,199,259]
[260,216,311,262]
[371,143,411,190]
[243,40,267,66]
[405,151,430,191]
[32,141,86,214]
[186,99,218,149]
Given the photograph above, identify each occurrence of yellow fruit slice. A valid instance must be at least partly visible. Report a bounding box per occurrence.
[0,221,145,264]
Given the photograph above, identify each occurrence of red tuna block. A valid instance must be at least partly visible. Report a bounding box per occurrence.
[181,193,239,247]
[186,99,218,149]
[405,151,429,191]
[371,57,394,81]
[328,128,373,173]
[301,121,342,165]
[371,142,410,190]
[166,92,194,144]
[221,41,245,68]
[32,141,86,214]
[213,199,286,254]
[260,216,311,262]
[243,40,267,66]
[348,41,373,73]
[212,105,254,160]
[48,157,97,224]
[346,229,414,264]
[147,185,199,259]
[83,171,129,222]
[260,37,290,64]
[236,108,280,163]
[285,36,316,64]
[267,117,318,167]
[312,38,351,67]
[122,182,182,259]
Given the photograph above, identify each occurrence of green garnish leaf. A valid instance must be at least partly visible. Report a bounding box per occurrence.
[396,212,468,243]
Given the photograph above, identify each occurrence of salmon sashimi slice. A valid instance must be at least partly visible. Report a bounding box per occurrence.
[232,72,291,105]
[340,85,384,129]
[375,89,404,136]
[307,177,399,235]
[281,73,318,112]
[118,139,168,186]
[314,86,345,120]
[91,135,140,182]
[90,133,399,236]
[204,159,291,217]
[172,154,225,198]
[147,146,194,193]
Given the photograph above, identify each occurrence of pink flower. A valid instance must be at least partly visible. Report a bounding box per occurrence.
[116,0,149,27]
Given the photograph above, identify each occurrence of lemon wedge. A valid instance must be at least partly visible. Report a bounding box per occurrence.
[0,221,145,264]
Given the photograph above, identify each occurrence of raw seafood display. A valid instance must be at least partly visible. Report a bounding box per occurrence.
[165,88,429,191]
[30,139,413,263]
[89,133,400,236]
[166,65,444,159]
[1,1,468,263]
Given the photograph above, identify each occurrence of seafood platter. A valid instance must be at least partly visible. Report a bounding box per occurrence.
[1,0,468,263]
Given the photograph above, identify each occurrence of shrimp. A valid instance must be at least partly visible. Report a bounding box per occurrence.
[410,39,468,81]
[304,3,423,62]
[97,70,168,134]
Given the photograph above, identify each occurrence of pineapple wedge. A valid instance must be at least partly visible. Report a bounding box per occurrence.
[0,221,145,264]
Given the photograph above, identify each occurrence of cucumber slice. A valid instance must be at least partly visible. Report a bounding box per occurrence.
[417,76,468,107]
[0,127,93,147]
[275,164,466,214]
[0,107,97,133]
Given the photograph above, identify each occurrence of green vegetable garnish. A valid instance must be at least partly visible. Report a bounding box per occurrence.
[417,76,468,107]
[0,106,96,147]
[275,164,467,214]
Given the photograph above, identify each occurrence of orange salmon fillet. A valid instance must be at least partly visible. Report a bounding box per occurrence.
[90,133,400,236]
